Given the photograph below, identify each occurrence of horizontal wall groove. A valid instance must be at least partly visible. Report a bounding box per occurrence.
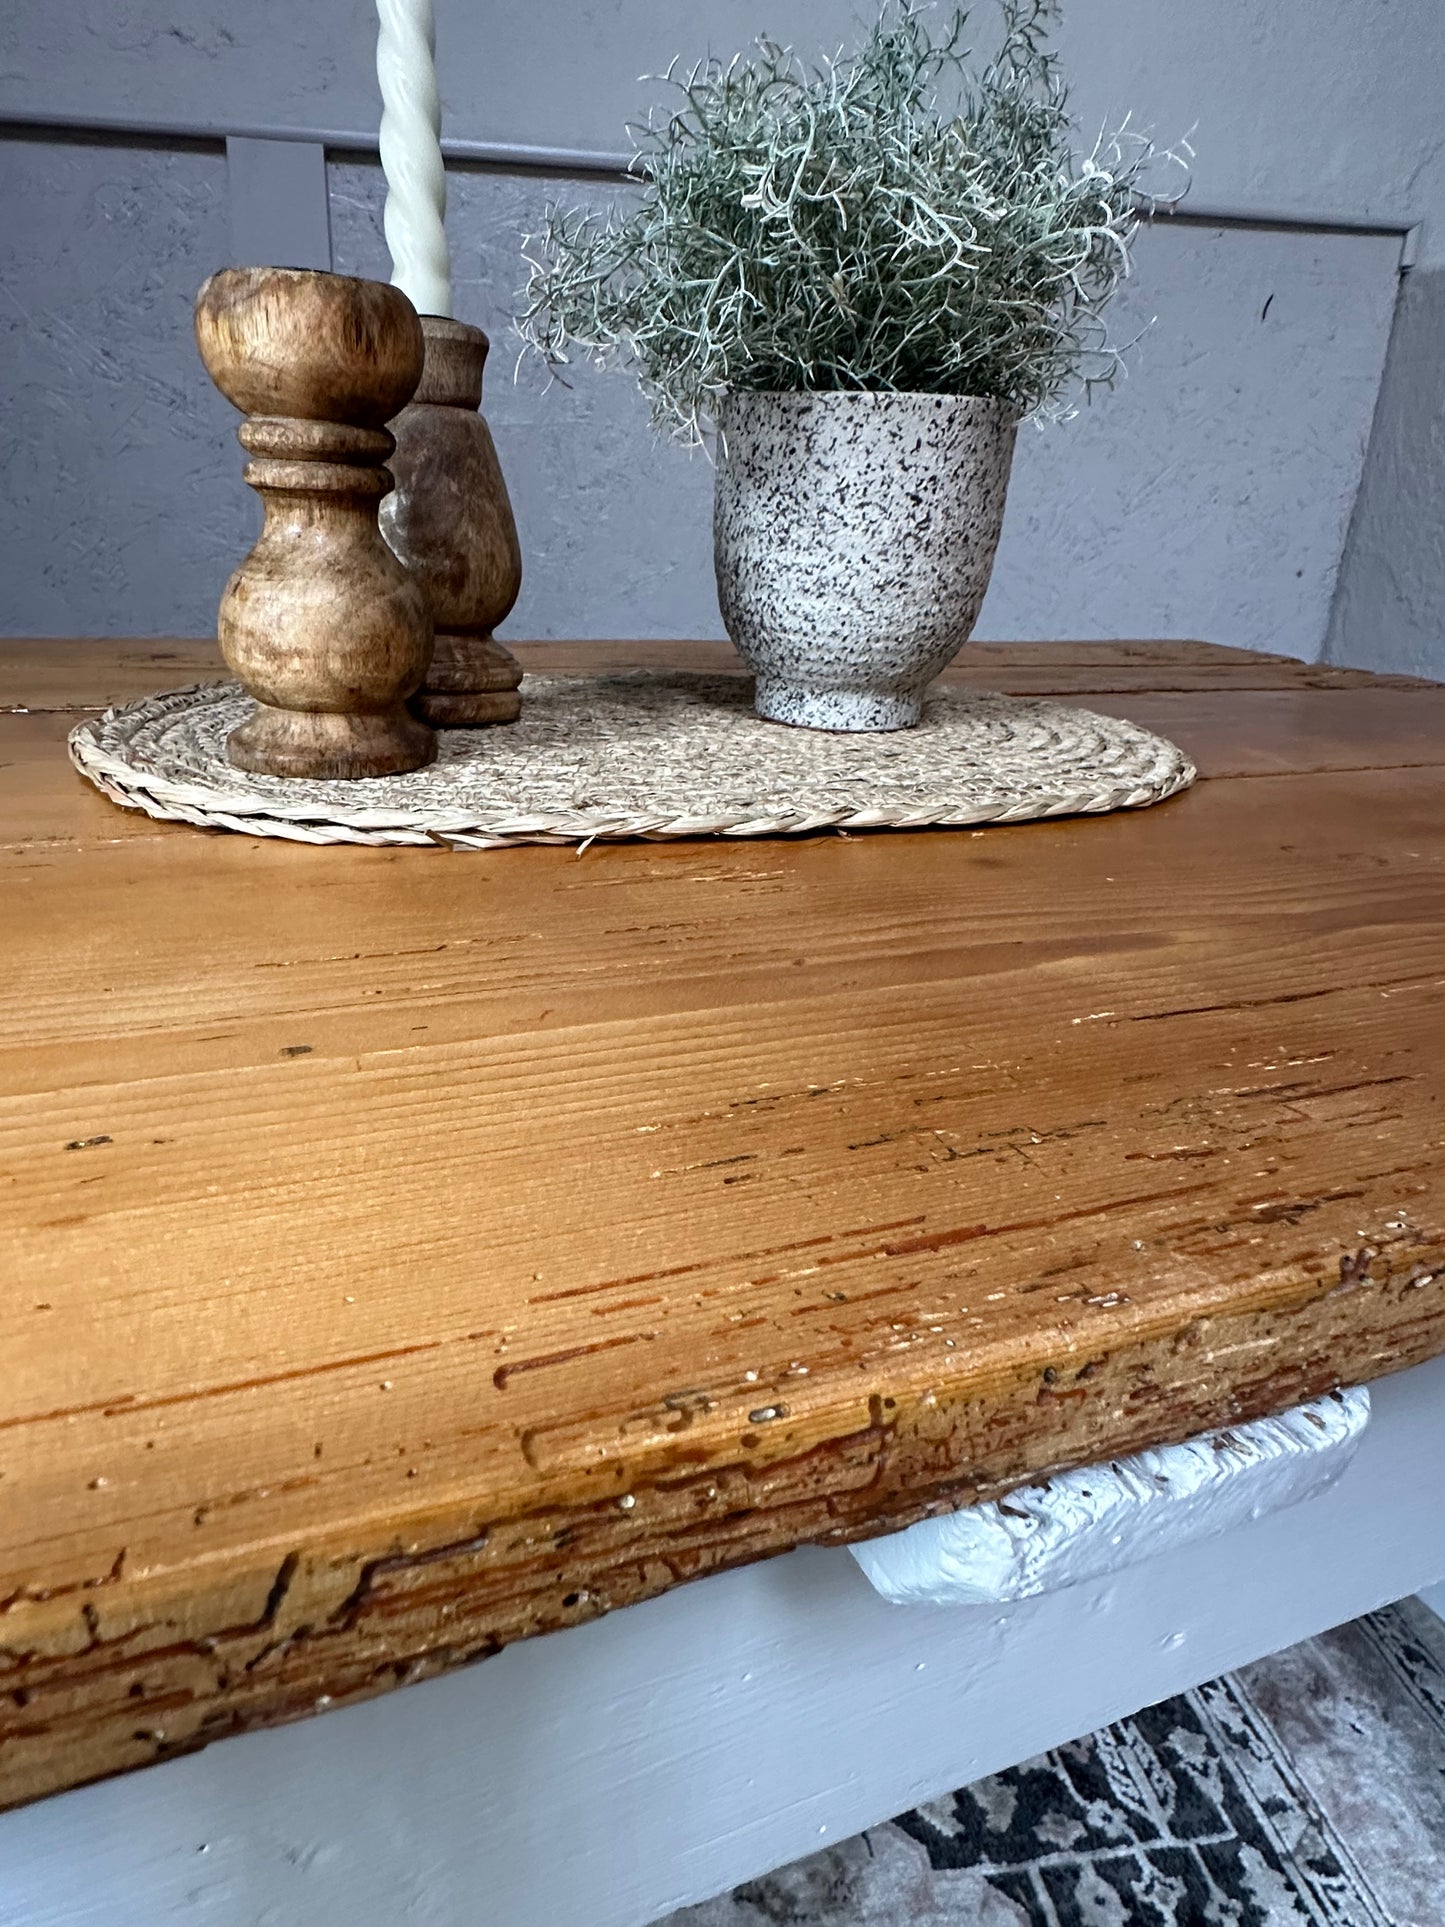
[0,108,633,181]
[0,106,1422,250]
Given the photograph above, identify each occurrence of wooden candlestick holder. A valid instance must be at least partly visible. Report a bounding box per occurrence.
[194,266,437,778]
[381,316,524,728]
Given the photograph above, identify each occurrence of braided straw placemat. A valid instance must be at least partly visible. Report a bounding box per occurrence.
[69,672,1195,849]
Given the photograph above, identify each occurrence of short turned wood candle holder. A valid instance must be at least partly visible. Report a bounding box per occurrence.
[194,266,437,779]
[381,316,524,728]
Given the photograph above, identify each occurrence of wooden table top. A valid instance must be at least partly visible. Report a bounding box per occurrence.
[3,636,1444,1810]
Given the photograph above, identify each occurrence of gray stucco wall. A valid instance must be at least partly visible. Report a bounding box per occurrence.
[1324,268,1445,679]
[2,0,1441,657]
[0,141,1402,653]
[0,139,237,634]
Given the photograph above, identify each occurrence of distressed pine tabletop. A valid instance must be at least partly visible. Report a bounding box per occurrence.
[2,636,1443,1810]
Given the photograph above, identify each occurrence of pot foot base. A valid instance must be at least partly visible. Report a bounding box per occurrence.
[226,702,437,779]
[752,679,924,733]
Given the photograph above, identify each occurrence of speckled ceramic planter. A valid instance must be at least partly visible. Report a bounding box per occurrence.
[714,391,1017,730]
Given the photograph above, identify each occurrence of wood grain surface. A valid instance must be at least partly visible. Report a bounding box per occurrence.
[2,637,1443,1811]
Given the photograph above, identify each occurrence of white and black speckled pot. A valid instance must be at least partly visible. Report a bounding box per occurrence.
[714,391,1017,730]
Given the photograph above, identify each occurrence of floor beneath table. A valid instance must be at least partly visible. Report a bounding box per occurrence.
[657,1597,1445,1927]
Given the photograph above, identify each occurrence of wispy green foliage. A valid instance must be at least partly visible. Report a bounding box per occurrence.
[517,2,1186,442]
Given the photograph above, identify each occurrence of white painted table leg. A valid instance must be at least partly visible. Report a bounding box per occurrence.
[851,1387,1371,1607]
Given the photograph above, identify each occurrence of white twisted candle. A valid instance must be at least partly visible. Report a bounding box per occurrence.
[375,0,452,318]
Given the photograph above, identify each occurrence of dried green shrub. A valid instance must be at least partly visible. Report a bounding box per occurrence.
[518,2,1185,442]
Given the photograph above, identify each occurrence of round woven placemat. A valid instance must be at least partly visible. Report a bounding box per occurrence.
[69,672,1195,849]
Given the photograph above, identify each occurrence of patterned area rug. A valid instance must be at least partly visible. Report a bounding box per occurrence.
[662,1600,1445,1927]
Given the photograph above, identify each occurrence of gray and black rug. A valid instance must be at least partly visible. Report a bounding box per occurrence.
[664,1599,1445,1927]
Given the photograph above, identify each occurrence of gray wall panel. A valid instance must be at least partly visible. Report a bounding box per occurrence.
[983,225,1399,655]
[0,149,1403,649]
[339,166,1404,655]
[1325,267,1445,679]
[0,0,1430,654]
[0,139,238,637]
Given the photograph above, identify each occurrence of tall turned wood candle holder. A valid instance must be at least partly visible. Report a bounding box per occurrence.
[194,266,437,778]
[380,316,524,728]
